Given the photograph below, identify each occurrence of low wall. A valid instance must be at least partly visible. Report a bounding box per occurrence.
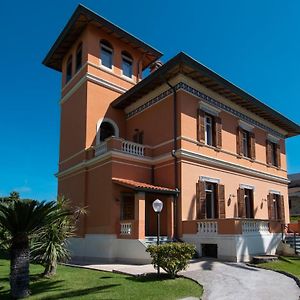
[182,232,282,262]
[68,234,151,264]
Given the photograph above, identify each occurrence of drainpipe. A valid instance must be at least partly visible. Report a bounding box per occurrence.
[166,80,179,239]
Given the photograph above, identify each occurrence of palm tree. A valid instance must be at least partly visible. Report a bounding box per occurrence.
[0,199,60,298]
[31,196,86,277]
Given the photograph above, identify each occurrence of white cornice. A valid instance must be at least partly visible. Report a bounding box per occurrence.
[177,149,288,184]
[56,151,172,178]
[60,72,128,105]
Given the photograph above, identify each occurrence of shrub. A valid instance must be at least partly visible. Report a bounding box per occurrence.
[146,242,196,278]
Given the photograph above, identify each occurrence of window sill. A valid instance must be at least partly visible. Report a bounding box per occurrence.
[99,64,115,74]
[120,74,135,84]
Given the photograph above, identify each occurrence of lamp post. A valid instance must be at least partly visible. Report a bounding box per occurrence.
[152,199,163,276]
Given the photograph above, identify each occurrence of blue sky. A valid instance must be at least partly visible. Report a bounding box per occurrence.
[1,0,300,200]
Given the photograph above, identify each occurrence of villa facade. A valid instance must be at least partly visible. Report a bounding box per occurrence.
[44,5,300,263]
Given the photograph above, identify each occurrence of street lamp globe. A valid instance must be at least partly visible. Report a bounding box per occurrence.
[152,199,163,213]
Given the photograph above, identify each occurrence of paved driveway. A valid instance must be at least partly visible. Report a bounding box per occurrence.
[71,259,299,300]
[183,260,299,300]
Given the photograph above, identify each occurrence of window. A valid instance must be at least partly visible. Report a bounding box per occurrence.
[99,121,115,142]
[75,43,82,72]
[66,55,72,83]
[271,194,280,220]
[237,126,255,159]
[100,40,113,69]
[205,115,213,146]
[197,109,222,148]
[266,139,281,167]
[133,130,144,144]
[122,51,133,78]
[244,188,254,218]
[237,186,254,218]
[268,192,283,220]
[121,194,135,220]
[270,141,278,167]
[242,129,251,158]
[205,183,217,219]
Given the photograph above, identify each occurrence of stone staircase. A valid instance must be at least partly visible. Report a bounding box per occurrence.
[284,234,300,254]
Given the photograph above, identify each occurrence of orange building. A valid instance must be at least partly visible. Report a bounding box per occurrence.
[44,5,300,263]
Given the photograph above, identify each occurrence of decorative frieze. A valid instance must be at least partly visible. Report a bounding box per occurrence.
[126,82,284,139]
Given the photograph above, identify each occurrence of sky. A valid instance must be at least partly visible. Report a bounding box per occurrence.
[1,0,300,200]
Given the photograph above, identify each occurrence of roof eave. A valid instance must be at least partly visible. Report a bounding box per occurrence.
[43,4,163,71]
[112,52,300,137]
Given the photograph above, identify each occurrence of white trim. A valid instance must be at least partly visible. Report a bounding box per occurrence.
[62,61,88,92]
[96,118,120,145]
[177,149,288,184]
[59,149,86,165]
[269,190,281,195]
[240,184,255,190]
[179,135,286,171]
[200,176,220,184]
[239,120,254,132]
[99,64,115,74]
[86,73,127,94]
[56,151,172,178]
[199,101,220,116]
[267,134,280,144]
[60,72,127,105]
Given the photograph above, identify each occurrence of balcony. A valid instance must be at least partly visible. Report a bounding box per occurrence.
[183,218,282,235]
[94,137,150,158]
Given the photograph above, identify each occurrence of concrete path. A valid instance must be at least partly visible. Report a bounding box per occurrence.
[70,259,299,300]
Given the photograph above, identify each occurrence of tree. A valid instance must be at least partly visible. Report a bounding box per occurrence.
[31,195,86,277]
[0,199,61,298]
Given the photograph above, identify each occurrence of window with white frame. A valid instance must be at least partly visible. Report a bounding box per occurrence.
[122,51,133,78]
[100,40,113,69]
[242,129,250,158]
[205,182,217,219]
[205,115,213,146]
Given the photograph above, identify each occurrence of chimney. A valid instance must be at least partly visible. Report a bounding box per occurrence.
[150,60,163,73]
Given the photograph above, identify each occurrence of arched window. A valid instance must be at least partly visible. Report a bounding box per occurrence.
[100,40,113,69]
[99,122,115,142]
[122,51,133,78]
[66,55,72,83]
[76,43,82,72]
[96,118,119,145]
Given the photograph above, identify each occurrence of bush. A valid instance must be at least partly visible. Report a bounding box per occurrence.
[146,242,196,278]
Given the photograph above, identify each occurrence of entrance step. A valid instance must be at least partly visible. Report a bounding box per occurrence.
[252,255,278,264]
[142,236,174,247]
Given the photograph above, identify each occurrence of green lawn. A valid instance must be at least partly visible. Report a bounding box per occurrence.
[259,256,300,279]
[0,258,202,299]
[290,216,300,223]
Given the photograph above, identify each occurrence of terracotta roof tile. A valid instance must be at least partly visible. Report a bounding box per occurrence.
[112,177,177,194]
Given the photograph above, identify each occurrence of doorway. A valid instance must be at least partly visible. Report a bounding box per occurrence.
[145,195,168,236]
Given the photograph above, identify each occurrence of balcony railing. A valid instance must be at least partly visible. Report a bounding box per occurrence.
[94,137,148,158]
[197,221,218,234]
[242,220,269,234]
[120,222,132,235]
[182,218,281,236]
[122,140,145,156]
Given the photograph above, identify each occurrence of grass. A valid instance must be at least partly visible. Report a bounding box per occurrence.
[259,256,300,279]
[0,258,202,299]
[290,216,300,223]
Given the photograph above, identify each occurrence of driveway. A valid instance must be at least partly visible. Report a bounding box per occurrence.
[183,260,299,300]
[70,259,299,300]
